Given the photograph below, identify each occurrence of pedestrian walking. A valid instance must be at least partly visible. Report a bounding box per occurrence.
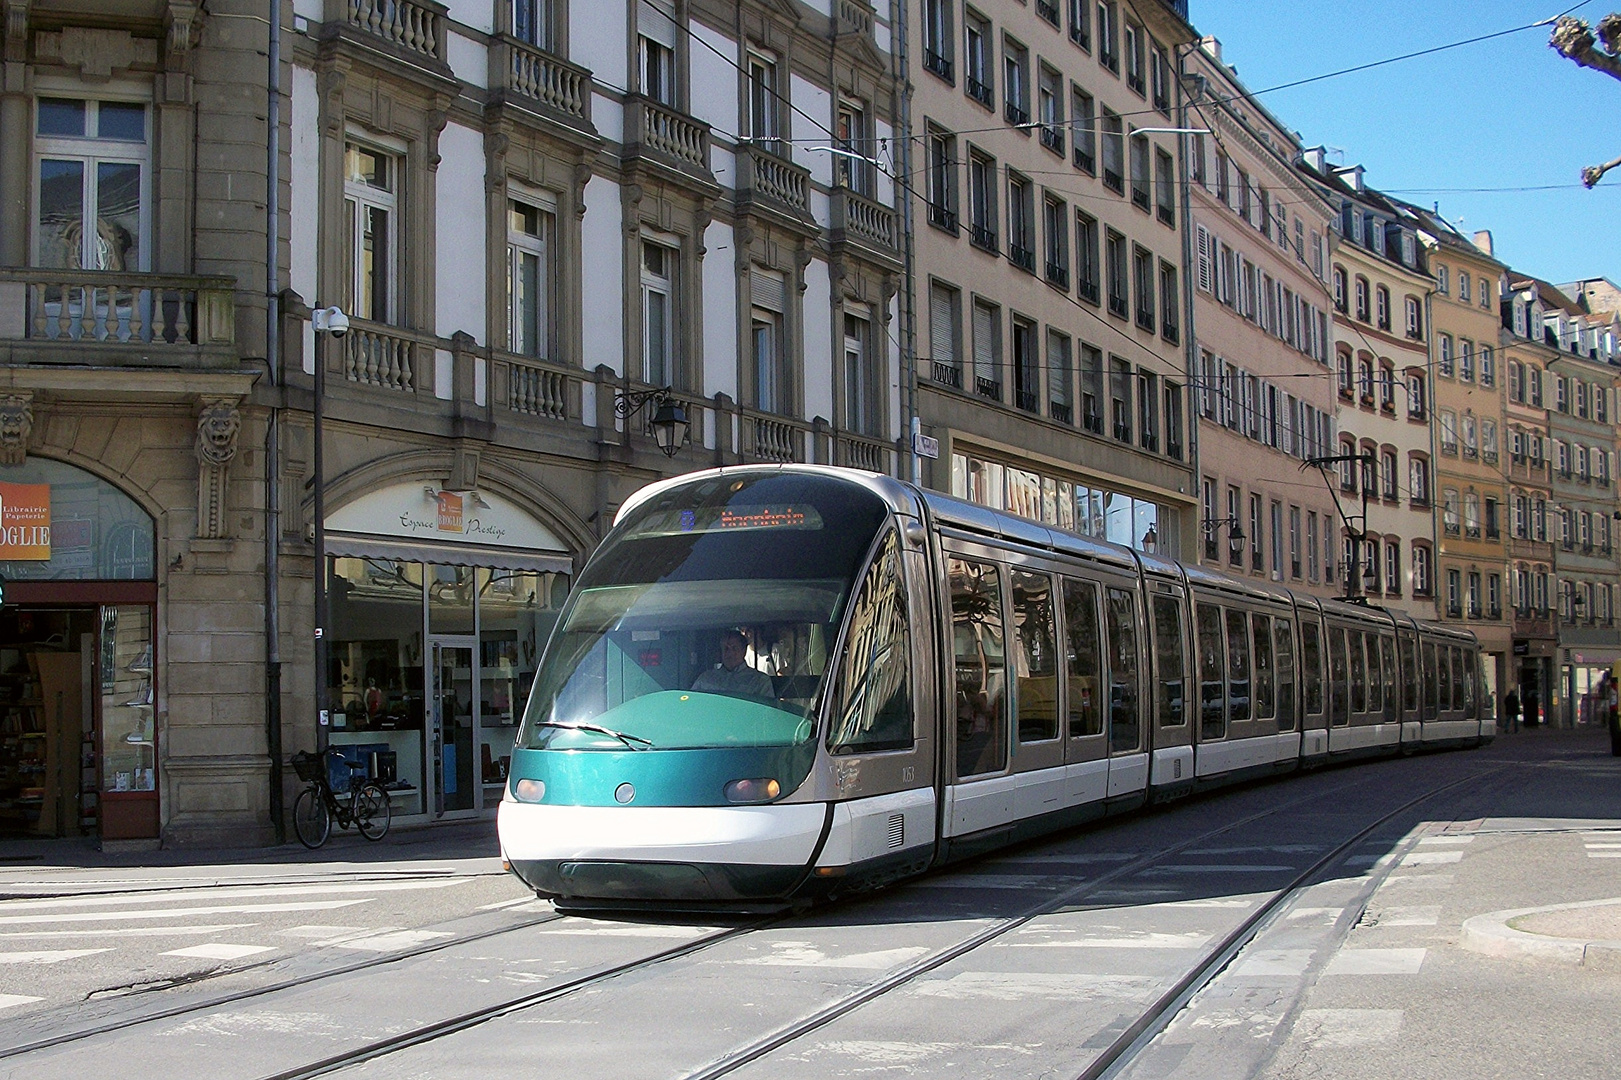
[1502,687,1521,734]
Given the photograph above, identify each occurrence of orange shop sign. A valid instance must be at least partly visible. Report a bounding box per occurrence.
[0,482,50,560]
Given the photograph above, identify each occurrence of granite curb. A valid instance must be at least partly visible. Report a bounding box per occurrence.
[1461,896,1621,971]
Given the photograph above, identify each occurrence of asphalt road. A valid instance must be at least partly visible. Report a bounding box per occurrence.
[0,728,1613,1079]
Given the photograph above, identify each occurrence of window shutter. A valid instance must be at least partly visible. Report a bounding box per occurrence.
[930,287,956,367]
[1196,225,1212,292]
[751,269,785,311]
[972,303,995,379]
[640,0,678,48]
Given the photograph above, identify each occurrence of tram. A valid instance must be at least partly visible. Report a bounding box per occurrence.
[497,466,1488,909]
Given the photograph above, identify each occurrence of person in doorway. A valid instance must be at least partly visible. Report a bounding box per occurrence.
[1525,688,1540,728]
[1502,686,1520,734]
[692,629,775,702]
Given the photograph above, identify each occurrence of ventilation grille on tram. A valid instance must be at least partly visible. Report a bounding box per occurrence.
[887,812,905,849]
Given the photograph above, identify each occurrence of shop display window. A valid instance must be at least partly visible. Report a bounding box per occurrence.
[476,569,568,800]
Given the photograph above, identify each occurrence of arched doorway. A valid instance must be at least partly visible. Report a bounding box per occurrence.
[0,458,157,840]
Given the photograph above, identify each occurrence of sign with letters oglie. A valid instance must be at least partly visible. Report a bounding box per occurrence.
[0,482,50,560]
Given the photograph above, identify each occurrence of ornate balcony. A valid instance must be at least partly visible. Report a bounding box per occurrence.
[742,411,807,464]
[623,95,715,190]
[342,320,425,394]
[322,0,452,80]
[830,187,901,269]
[489,36,596,140]
[736,145,815,233]
[494,353,577,421]
[836,434,891,473]
[0,269,236,370]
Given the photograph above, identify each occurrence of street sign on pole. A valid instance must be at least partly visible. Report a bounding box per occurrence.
[912,432,939,460]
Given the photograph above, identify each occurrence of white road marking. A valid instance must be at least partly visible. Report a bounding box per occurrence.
[1147,898,1256,910]
[1009,931,1211,949]
[1141,864,1293,874]
[1586,852,1621,858]
[1296,1008,1404,1047]
[1378,874,1455,889]
[278,924,375,939]
[1584,843,1621,849]
[1417,836,1474,845]
[333,930,453,952]
[910,972,1158,1001]
[0,949,110,964]
[0,924,255,938]
[0,879,469,913]
[477,896,546,911]
[806,1041,960,1064]
[0,994,42,1009]
[1324,948,1427,975]
[1369,906,1441,926]
[1185,844,1324,855]
[1229,949,1313,978]
[737,943,930,969]
[1400,851,1463,866]
[0,900,372,926]
[1287,907,1343,922]
[536,923,715,937]
[162,944,276,961]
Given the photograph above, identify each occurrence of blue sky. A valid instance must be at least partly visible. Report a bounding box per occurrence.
[1192,1,1620,290]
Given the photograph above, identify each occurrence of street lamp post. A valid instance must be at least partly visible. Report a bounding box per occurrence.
[613,386,691,458]
[311,306,349,752]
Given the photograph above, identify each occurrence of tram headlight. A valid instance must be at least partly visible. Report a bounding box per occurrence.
[723,778,781,804]
[512,778,546,803]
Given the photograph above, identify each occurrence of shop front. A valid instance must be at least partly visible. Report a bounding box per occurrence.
[0,458,157,840]
[323,483,574,822]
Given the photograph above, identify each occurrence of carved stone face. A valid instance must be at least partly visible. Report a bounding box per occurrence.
[195,402,241,467]
[0,394,34,465]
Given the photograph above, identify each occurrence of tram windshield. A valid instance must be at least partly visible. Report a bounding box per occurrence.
[518,473,891,751]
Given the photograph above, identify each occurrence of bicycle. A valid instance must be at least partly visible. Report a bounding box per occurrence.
[290,749,392,849]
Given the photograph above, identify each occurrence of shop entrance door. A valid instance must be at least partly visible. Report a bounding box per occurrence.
[431,639,478,816]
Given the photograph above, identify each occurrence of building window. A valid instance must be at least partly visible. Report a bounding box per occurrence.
[1381,449,1398,499]
[1289,507,1302,578]
[928,281,961,388]
[923,0,954,80]
[1075,210,1100,304]
[1069,0,1091,49]
[1008,172,1035,272]
[1354,276,1369,322]
[1459,339,1474,382]
[1129,131,1150,211]
[343,142,397,323]
[1044,195,1069,288]
[1133,245,1155,332]
[513,0,558,51]
[1412,545,1432,597]
[1332,266,1347,312]
[1165,382,1183,460]
[1097,0,1119,72]
[843,312,875,435]
[747,51,782,154]
[1384,540,1400,596]
[1155,147,1175,226]
[1012,317,1038,413]
[972,298,1001,400]
[1106,229,1128,319]
[1048,329,1073,423]
[1100,109,1125,194]
[1124,19,1146,94]
[1436,264,1449,295]
[508,199,553,359]
[1159,260,1179,343]
[1071,86,1096,173]
[1151,43,1171,114]
[1375,284,1390,330]
[1137,370,1158,452]
[1409,455,1430,505]
[964,9,992,106]
[968,151,997,250]
[639,0,678,105]
[1405,295,1422,338]
[751,268,788,413]
[1249,492,1264,572]
[1037,65,1064,155]
[1003,36,1030,126]
[1111,356,1132,443]
[927,128,958,231]
[835,100,872,195]
[1528,365,1543,406]
[1080,343,1104,433]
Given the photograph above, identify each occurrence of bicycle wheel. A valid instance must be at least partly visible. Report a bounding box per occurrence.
[355,782,391,841]
[293,786,331,849]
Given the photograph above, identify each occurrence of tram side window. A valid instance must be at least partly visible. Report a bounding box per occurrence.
[950,558,1008,777]
[1063,578,1103,738]
[1225,608,1251,724]
[1301,621,1324,717]
[1422,640,1438,719]
[1349,629,1367,714]
[1401,631,1419,714]
[1105,587,1142,753]
[1458,642,1471,710]
[1012,571,1059,743]
[1252,613,1274,720]
[1196,602,1226,739]
[828,530,913,754]
[1461,648,1476,717]
[1380,636,1398,723]
[1153,595,1187,728]
[1275,618,1296,732]
[1328,626,1349,725]
[1364,631,1381,717]
[1437,645,1452,712]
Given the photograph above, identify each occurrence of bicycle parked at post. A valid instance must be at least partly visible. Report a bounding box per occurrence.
[290,749,392,849]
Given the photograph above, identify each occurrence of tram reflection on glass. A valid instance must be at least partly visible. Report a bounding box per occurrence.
[498,467,1487,909]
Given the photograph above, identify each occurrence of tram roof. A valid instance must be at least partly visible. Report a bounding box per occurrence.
[612,464,924,528]
[916,488,1140,573]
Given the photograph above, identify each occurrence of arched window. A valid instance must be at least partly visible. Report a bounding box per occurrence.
[1375,284,1390,330]
[1380,448,1398,499]
[1404,295,1422,338]
[0,458,154,582]
[1333,265,1347,312]
[1436,264,1450,294]
[1355,276,1370,321]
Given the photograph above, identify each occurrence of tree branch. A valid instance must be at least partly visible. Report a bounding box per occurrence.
[1551,14,1621,80]
[1583,153,1621,188]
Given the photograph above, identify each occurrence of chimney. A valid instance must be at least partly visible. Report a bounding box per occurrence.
[1201,36,1222,62]
[1473,230,1494,256]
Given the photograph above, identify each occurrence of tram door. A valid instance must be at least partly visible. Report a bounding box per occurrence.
[430,639,478,817]
[946,554,1014,836]
[1009,570,1064,819]
[1103,585,1148,797]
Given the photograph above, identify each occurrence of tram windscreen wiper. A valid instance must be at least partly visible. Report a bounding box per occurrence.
[533,721,655,750]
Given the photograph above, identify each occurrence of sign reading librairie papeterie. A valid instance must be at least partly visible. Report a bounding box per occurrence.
[0,482,50,560]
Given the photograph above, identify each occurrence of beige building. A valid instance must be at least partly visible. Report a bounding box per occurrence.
[0,0,905,845]
[1184,40,1338,594]
[911,0,1198,555]
[1401,212,1512,706]
[1298,155,1436,614]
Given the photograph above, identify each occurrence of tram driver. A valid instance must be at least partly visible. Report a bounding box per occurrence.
[692,628,776,702]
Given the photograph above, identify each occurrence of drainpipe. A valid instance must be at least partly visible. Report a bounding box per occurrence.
[1177,46,1198,556]
[264,0,284,843]
[892,0,918,484]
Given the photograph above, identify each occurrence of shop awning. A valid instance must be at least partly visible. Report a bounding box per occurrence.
[324,532,574,575]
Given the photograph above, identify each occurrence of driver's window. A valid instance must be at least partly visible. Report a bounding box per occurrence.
[828,530,913,754]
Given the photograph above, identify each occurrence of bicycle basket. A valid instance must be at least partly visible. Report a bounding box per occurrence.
[291,750,326,783]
